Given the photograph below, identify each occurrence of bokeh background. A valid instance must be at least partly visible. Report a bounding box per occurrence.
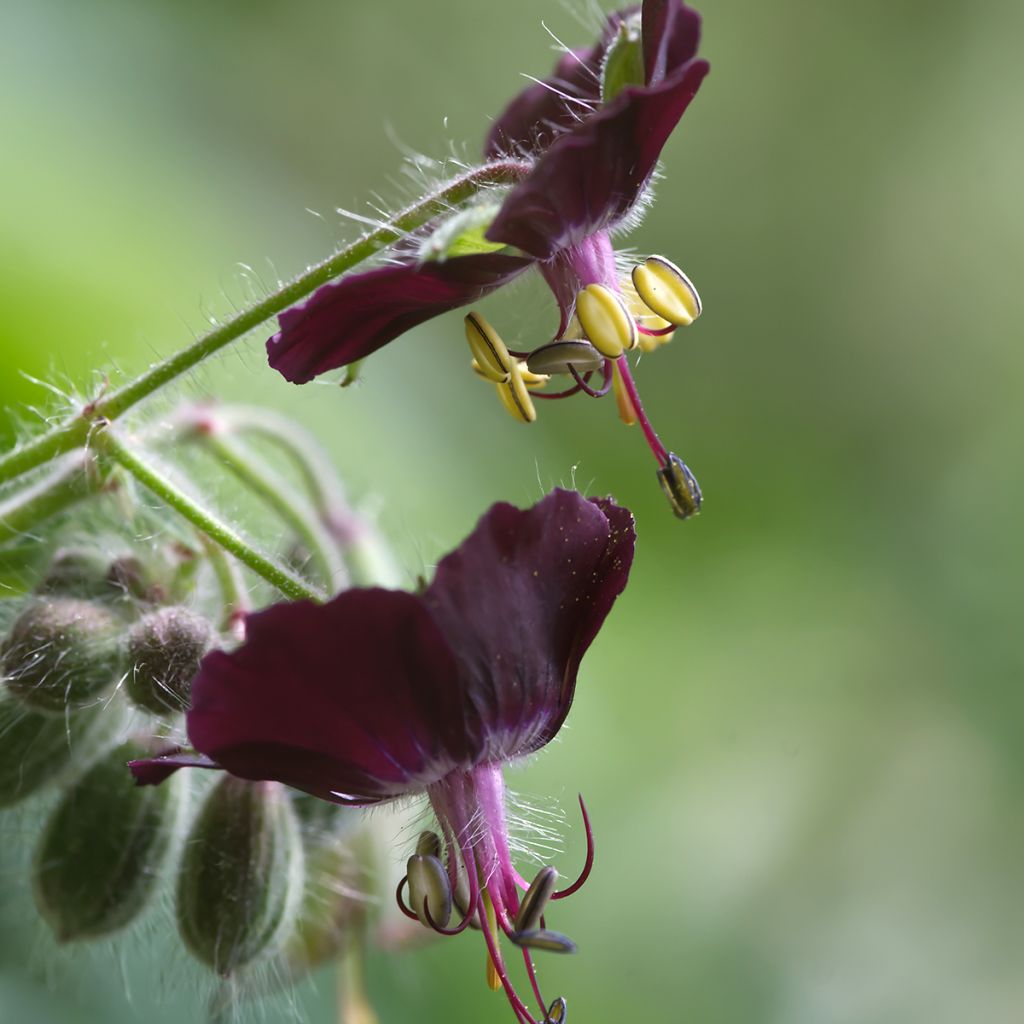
[2,0,1023,1021]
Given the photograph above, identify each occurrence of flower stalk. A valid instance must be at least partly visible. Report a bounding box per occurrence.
[93,426,323,603]
[0,160,530,489]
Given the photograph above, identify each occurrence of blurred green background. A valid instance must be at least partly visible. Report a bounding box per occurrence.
[2,0,1023,1021]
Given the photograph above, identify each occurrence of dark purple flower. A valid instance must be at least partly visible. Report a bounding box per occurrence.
[267,1,710,519]
[132,490,635,1023]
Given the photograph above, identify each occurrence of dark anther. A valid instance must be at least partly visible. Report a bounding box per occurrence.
[508,929,578,954]
[407,853,452,928]
[657,452,702,520]
[514,866,559,933]
[422,893,477,936]
[415,830,442,858]
[552,794,594,900]
[545,996,568,1024]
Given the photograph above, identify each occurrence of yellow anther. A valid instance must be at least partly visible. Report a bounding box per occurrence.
[621,277,675,352]
[471,357,507,383]
[611,361,638,426]
[495,362,537,423]
[465,312,512,383]
[518,364,550,389]
[575,284,638,359]
[631,256,702,327]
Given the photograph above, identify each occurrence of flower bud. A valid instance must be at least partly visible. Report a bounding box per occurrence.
[177,777,304,975]
[0,696,122,807]
[36,547,120,601]
[33,742,186,941]
[2,598,124,713]
[125,606,213,715]
[282,833,367,980]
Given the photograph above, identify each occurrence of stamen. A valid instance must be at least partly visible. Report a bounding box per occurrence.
[610,361,638,426]
[610,360,669,465]
[514,867,559,933]
[657,452,703,520]
[483,890,503,993]
[406,853,453,928]
[546,996,568,1024]
[395,875,419,921]
[496,362,538,423]
[575,284,638,358]
[568,363,613,399]
[526,340,604,377]
[416,830,442,858]
[552,795,595,900]
[631,256,702,327]
[519,365,551,390]
[508,929,578,954]
[465,312,513,382]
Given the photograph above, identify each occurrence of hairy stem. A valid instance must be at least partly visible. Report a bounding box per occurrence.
[200,432,347,591]
[0,159,531,487]
[0,452,110,545]
[94,427,323,603]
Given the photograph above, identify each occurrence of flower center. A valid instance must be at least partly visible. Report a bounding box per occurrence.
[461,237,704,519]
[395,763,594,1024]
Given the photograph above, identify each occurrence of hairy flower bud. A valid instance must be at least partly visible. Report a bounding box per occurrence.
[0,696,122,807]
[36,547,121,601]
[176,777,304,975]
[33,742,186,940]
[282,831,368,980]
[2,598,124,713]
[125,606,213,715]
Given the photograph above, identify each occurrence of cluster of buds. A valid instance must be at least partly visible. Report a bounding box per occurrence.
[0,501,379,996]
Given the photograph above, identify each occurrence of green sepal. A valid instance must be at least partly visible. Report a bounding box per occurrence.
[418,201,509,262]
[33,741,186,940]
[601,13,645,102]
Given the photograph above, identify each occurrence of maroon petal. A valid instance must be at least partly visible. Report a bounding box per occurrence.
[642,0,702,87]
[486,56,708,260]
[128,751,219,786]
[423,490,635,761]
[267,252,532,384]
[484,7,638,159]
[185,590,483,801]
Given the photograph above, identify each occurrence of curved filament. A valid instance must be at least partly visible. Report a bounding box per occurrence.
[552,794,595,900]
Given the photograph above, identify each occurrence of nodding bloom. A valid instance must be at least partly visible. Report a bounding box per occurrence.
[267,0,709,519]
[131,490,635,1024]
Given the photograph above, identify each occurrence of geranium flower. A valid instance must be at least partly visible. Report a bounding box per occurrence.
[267,0,710,519]
[132,490,635,1024]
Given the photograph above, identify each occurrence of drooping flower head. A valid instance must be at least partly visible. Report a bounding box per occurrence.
[267,0,710,520]
[132,490,635,1023]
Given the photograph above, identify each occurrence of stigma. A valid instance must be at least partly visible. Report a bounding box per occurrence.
[462,253,704,520]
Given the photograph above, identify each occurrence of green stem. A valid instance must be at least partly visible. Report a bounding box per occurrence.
[213,405,401,587]
[200,432,347,590]
[95,427,323,603]
[198,535,250,635]
[0,452,109,545]
[0,160,530,487]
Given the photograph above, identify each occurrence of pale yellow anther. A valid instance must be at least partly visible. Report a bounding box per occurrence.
[465,312,512,383]
[471,357,509,383]
[495,362,537,423]
[621,277,675,352]
[611,361,638,426]
[575,284,638,359]
[518,364,550,389]
[631,256,702,327]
